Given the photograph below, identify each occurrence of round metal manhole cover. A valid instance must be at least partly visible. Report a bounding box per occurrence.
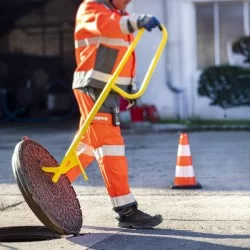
[12,138,83,235]
[0,226,61,242]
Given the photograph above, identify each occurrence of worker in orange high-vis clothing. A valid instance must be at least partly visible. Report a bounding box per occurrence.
[67,0,163,229]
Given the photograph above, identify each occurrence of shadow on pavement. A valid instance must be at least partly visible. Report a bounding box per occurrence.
[67,226,250,249]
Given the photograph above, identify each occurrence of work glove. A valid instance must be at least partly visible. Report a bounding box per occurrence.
[137,14,162,32]
[123,14,162,34]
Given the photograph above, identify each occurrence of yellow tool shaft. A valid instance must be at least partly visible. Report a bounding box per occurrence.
[42,26,168,183]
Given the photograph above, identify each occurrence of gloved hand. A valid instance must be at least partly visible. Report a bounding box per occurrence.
[137,15,162,32]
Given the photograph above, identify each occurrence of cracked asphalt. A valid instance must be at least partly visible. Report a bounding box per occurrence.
[0,120,250,249]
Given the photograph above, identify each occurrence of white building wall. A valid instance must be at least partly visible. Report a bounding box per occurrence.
[129,0,250,120]
[165,0,187,119]
[128,0,176,119]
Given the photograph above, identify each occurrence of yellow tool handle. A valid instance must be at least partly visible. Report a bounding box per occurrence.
[113,26,168,99]
[44,25,168,183]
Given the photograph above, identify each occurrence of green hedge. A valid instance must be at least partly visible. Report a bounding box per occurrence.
[198,65,250,109]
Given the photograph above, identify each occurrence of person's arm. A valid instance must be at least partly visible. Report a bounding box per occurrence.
[76,2,161,37]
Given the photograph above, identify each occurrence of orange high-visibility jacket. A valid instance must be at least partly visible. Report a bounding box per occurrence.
[73,0,136,91]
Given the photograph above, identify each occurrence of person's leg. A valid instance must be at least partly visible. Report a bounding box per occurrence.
[66,93,96,182]
[66,134,95,182]
[90,120,162,228]
[73,88,163,228]
[74,88,138,207]
[90,119,137,207]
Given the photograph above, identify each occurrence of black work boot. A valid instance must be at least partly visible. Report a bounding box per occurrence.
[115,205,163,229]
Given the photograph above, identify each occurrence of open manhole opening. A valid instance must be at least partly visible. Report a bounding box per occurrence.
[0,226,62,242]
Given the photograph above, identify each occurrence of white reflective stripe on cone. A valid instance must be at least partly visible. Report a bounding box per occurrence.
[77,142,94,156]
[175,166,195,177]
[177,145,191,156]
[94,145,125,160]
[111,193,136,208]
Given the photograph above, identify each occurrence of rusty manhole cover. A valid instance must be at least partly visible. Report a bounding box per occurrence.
[0,226,61,242]
[12,138,83,235]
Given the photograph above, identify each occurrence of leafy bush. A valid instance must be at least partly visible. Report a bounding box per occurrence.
[198,65,250,109]
[232,36,250,63]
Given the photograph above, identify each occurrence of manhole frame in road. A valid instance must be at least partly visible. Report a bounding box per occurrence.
[0,226,62,242]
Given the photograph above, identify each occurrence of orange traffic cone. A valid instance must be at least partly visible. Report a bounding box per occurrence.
[171,133,202,189]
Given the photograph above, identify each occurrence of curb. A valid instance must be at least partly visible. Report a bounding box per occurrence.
[121,122,250,133]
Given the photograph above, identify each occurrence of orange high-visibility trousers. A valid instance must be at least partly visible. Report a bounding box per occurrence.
[66,89,137,209]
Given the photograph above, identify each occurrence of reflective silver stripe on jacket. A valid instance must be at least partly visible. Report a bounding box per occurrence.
[110,193,137,208]
[120,14,139,34]
[75,37,130,48]
[73,70,134,86]
[94,145,125,160]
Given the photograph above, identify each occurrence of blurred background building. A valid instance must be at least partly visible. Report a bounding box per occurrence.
[0,0,250,122]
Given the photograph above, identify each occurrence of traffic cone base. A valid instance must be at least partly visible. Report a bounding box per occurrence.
[170,182,202,189]
[171,133,202,189]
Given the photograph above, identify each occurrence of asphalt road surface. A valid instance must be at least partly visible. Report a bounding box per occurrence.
[0,122,249,249]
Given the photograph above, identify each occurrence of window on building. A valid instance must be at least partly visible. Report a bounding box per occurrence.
[196,1,246,69]
[196,3,214,69]
[219,2,244,64]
